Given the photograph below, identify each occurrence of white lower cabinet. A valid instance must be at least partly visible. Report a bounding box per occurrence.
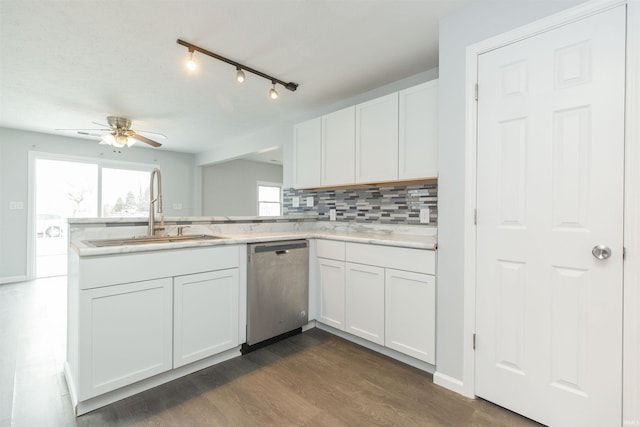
[318,257,346,330]
[78,278,173,400]
[68,246,242,412]
[315,240,436,365]
[345,263,385,345]
[385,269,436,364]
[173,269,239,368]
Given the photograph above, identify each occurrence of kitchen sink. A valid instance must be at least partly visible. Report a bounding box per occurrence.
[83,234,228,247]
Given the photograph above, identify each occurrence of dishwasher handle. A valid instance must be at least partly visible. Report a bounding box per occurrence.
[251,240,308,254]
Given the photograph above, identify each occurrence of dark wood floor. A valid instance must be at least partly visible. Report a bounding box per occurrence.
[1,277,539,427]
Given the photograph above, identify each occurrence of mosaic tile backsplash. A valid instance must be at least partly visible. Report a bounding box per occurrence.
[283,182,437,225]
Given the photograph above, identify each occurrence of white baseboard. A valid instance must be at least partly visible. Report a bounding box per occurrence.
[68,347,241,416]
[315,322,435,374]
[433,371,472,398]
[0,275,27,284]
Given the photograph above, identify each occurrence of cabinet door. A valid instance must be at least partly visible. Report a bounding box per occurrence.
[293,117,322,188]
[398,79,438,180]
[321,106,355,186]
[173,269,239,368]
[355,92,399,184]
[318,258,346,330]
[78,278,173,400]
[385,269,435,364]
[345,263,385,345]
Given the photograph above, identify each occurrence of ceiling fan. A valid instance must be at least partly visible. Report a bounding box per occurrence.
[57,116,165,148]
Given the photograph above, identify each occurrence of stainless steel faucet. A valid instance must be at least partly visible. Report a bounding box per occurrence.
[148,168,164,236]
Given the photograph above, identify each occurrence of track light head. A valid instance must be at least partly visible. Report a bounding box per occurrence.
[186,49,196,71]
[269,81,279,100]
[236,67,245,83]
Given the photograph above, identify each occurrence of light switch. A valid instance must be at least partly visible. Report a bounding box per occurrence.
[9,201,24,210]
[329,209,337,221]
[306,196,314,207]
[420,208,430,224]
[173,203,182,210]
[292,196,300,208]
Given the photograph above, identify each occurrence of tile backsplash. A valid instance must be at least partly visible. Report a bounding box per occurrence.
[283,182,437,225]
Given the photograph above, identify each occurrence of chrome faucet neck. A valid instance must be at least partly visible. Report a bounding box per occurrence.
[149,168,164,236]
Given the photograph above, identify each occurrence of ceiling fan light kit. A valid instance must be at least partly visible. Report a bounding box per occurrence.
[57,115,165,149]
[176,39,299,100]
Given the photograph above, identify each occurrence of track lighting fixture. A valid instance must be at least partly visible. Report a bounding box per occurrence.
[177,39,298,99]
[236,67,246,83]
[269,81,279,100]
[186,48,196,71]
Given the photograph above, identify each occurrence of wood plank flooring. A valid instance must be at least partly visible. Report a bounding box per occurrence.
[1,277,540,426]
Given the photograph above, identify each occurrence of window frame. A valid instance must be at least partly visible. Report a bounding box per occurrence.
[256,181,283,217]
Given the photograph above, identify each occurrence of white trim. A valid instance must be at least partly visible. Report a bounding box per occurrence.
[433,372,466,396]
[66,347,241,416]
[0,275,28,285]
[461,0,635,421]
[623,1,640,425]
[315,322,435,374]
[256,180,283,217]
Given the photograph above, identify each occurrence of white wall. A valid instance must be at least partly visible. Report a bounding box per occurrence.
[195,68,440,188]
[0,127,197,281]
[201,159,283,216]
[436,0,587,383]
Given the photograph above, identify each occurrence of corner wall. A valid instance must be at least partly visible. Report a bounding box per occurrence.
[201,159,283,216]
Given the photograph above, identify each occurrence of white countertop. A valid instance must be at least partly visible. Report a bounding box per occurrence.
[71,230,437,257]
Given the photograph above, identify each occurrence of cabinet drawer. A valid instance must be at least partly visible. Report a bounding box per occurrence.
[79,245,240,289]
[345,243,435,275]
[317,240,346,261]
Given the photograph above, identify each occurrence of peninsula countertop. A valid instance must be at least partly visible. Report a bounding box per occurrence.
[71,230,437,257]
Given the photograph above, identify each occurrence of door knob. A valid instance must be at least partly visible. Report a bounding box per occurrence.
[592,245,612,260]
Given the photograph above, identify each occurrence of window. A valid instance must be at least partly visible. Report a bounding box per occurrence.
[102,168,151,217]
[258,182,282,216]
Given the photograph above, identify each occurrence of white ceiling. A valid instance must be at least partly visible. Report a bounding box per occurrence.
[0,0,472,155]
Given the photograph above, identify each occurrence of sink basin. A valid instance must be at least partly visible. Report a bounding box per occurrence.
[84,234,227,248]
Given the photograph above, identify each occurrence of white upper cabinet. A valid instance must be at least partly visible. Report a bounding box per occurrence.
[355,92,399,184]
[293,79,438,188]
[398,79,438,180]
[293,117,322,188]
[321,106,355,187]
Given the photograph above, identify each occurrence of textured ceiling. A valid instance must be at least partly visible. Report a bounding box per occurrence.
[0,0,472,155]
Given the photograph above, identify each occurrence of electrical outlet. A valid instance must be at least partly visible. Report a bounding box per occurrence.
[292,196,300,208]
[329,209,336,221]
[420,208,430,224]
[173,203,182,210]
[306,196,314,207]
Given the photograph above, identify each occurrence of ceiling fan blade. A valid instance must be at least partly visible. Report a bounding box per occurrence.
[92,122,110,128]
[77,131,103,137]
[129,133,162,148]
[131,129,167,139]
[55,128,111,131]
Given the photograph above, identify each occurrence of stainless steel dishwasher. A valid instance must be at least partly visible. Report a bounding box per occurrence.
[245,240,309,351]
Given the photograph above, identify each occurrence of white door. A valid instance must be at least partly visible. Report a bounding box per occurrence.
[385,269,436,364]
[345,262,385,345]
[318,257,346,330]
[355,92,399,184]
[476,7,625,427]
[293,117,322,188]
[321,106,355,186]
[173,269,239,368]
